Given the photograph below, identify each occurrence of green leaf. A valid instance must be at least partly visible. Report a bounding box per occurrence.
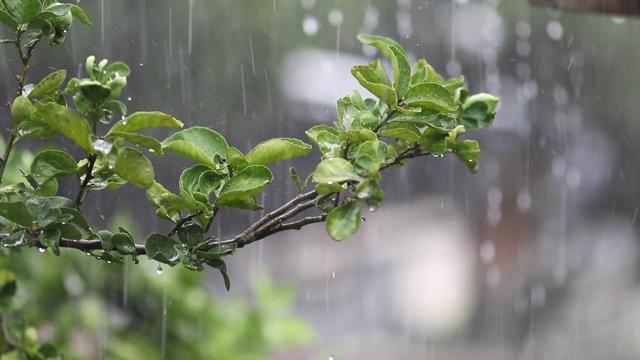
[0,200,32,227]
[197,170,223,196]
[461,93,499,130]
[2,229,29,247]
[0,270,17,304]
[245,138,312,166]
[326,201,362,241]
[42,2,71,16]
[35,102,92,152]
[378,122,421,143]
[28,70,66,99]
[216,165,272,206]
[226,147,249,172]
[30,149,77,183]
[111,232,136,256]
[312,158,363,184]
[305,124,339,146]
[388,46,411,98]
[109,111,183,133]
[453,139,480,173]
[11,95,36,125]
[145,233,179,266]
[315,131,343,159]
[177,223,205,248]
[95,230,113,251]
[19,31,41,48]
[368,59,391,87]
[106,131,163,155]
[113,147,155,189]
[404,83,458,113]
[104,61,130,78]
[351,65,397,106]
[419,127,448,155]
[47,221,82,239]
[59,207,90,231]
[353,154,379,176]
[357,34,403,60]
[289,167,303,192]
[16,121,56,141]
[162,127,228,168]
[104,100,127,117]
[25,197,65,228]
[441,75,465,90]
[2,0,39,23]
[40,227,61,255]
[0,8,17,29]
[217,195,263,210]
[196,243,237,259]
[180,165,211,197]
[69,4,91,25]
[414,59,444,83]
[205,258,231,291]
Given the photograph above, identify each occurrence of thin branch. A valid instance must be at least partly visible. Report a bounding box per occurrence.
[166,211,203,237]
[75,153,97,206]
[372,108,397,133]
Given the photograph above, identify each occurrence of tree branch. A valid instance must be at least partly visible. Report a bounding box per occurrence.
[0,141,435,259]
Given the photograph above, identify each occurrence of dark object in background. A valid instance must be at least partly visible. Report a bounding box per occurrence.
[529,0,640,15]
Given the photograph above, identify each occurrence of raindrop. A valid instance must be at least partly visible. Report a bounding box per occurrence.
[139,63,144,66]
[479,240,495,264]
[368,206,377,212]
[487,186,502,208]
[302,16,319,36]
[106,261,112,264]
[156,264,163,275]
[530,284,546,308]
[517,190,532,212]
[546,20,563,41]
[446,59,461,77]
[301,0,315,10]
[486,264,501,288]
[38,248,46,253]
[327,181,333,185]
[516,21,531,38]
[328,9,343,27]
[107,164,114,170]
[127,96,132,101]
[332,271,335,278]
[611,16,626,24]
[328,356,335,360]
[566,166,581,188]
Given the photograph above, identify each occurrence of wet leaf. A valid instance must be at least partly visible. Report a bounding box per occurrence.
[289,167,303,192]
[206,258,231,290]
[216,195,263,210]
[145,233,179,266]
[2,0,39,23]
[162,127,228,168]
[177,223,205,248]
[419,128,448,155]
[0,200,32,227]
[25,197,65,228]
[326,201,362,241]
[216,165,272,206]
[111,232,136,256]
[461,93,499,131]
[312,158,362,184]
[0,8,17,29]
[368,59,391,87]
[11,95,36,125]
[2,229,29,247]
[106,131,163,155]
[226,147,249,172]
[113,147,155,189]
[388,46,411,98]
[47,222,82,239]
[245,138,312,166]
[35,102,92,152]
[357,34,403,60]
[196,243,237,259]
[351,65,397,106]
[69,4,91,25]
[180,165,211,197]
[404,83,457,113]
[305,124,339,145]
[378,122,420,143]
[109,111,183,133]
[441,75,465,90]
[30,149,77,183]
[453,139,480,173]
[0,270,17,304]
[28,70,66,99]
[40,227,61,255]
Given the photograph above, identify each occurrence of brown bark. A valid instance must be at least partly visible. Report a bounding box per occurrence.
[529,0,640,16]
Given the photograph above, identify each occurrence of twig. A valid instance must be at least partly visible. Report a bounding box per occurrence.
[75,154,97,206]
[167,211,203,237]
[372,108,397,133]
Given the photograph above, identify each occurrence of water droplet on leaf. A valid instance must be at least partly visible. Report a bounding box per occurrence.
[38,248,46,253]
[156,265,163,275]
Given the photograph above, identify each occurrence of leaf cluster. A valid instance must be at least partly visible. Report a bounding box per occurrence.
[0,1,498,296]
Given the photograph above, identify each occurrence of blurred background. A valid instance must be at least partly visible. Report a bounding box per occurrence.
[1,0,640,359]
